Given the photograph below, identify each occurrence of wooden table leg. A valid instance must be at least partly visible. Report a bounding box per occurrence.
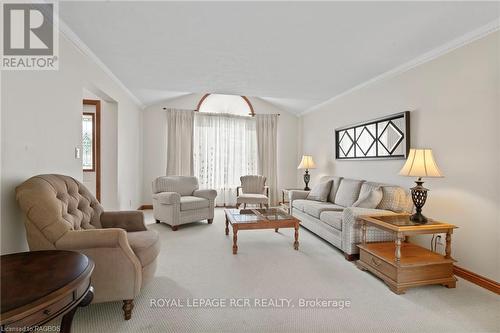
[232,227,238,255]
[225,215,229,236]
[395,232,403,263]
[60,286,94,333]
[275,228,279,232]
[445,230,452,259]
[294,223,299,250]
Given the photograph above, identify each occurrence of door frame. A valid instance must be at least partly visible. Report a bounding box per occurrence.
[83,99,101,202]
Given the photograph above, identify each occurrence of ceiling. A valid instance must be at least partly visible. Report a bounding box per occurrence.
[59,1,499,113]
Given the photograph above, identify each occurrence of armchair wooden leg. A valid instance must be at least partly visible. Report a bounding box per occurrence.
[123,299,134,320]
[243,203,246,209]
[155,219,160,223]
[171,225,178,231]
[236,203,240,209]
[207,219,213,224]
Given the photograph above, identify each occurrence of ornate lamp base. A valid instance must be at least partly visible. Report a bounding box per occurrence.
[410,177,429,224]
[410,211,428,223]
[303,170,310,191]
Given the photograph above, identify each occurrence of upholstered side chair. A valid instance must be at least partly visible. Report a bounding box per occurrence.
[236,175,269,209]
[15,174,160,320]
[152,176,217,231]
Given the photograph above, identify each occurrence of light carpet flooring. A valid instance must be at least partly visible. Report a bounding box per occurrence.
[71,209,499,333]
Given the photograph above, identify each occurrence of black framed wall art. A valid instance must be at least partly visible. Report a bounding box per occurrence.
[335,111,410,160]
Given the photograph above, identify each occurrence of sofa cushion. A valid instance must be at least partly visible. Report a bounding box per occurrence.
[320,211,343,231]
[292,199,308,212]
[127,230,160,267]
[237,193,268,204]
[353,187,383,209]
[377,186,413,213]
[306,180,332,202]
[359,181,385,196]
[152,176,198,195]
[334,178,364,207]
[328,177,343,203]
[303,201,344,219]
[180,196,209,211]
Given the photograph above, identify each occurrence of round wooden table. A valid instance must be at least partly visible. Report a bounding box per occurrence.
[1,251,94,333]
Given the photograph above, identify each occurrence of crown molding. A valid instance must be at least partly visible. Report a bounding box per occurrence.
[57,18,145,109]
[300,19,500,116]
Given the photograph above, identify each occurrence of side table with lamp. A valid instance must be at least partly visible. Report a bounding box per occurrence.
[356,148,458,294]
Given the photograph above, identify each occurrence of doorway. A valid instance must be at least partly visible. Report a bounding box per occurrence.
[82,99,101,201]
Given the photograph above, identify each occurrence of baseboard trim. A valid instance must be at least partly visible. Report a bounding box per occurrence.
[453,265,499,294]
[137,204,153,210]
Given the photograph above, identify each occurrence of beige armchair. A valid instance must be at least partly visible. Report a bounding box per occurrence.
[152,176,217,231]
[236,175,269,209]
[15,174,160,320]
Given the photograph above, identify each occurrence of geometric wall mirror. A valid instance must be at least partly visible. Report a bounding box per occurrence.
[335,111,410,160]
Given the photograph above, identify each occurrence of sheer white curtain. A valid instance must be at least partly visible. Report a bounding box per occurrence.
[193,113,257,206]
[166,109,194,176]
[256,114,278,205]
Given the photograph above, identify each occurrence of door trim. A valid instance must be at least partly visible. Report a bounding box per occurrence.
[83,99,101,202]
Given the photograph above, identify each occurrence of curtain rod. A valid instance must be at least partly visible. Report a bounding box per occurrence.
[162,107,280,116]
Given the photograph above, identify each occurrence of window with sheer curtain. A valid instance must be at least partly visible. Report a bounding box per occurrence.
[193,112,257,206]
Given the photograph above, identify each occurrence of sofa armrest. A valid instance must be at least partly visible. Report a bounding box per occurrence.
[55,228,131,250]
[54,229,142,299]
[288,190,309,202]
[101,211,147,232]
[193,189,217,200]
[264,186,269,197]
[342,207,396,255]
[153,192,181,205]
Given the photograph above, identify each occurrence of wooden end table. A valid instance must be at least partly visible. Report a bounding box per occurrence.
[1,251,94,333]
[356,215,457,294]
[224,208,300,254]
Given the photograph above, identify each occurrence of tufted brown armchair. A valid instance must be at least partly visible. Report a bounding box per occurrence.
[15,174,160,320]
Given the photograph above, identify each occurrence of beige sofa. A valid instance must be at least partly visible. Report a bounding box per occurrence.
[152,176,217,230]
[289,176,413,260]
[16,174,160,320]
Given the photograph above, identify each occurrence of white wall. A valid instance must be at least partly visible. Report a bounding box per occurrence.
[100,100,119,210]
[1,34,143,254]
[300,32,499,281]
[141,94,299,204]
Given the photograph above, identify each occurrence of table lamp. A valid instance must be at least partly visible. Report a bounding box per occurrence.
[297,155,316,191]
[399,148,443,223]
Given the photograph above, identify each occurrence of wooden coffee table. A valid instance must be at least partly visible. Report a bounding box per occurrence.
[224,208,300,254]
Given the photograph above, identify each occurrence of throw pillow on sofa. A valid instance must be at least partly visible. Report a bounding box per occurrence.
[306,180,332,202]
[352,187,383,208]
[334,178,364,207]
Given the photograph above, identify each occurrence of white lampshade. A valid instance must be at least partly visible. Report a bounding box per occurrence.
[399,149,443,178]
[297,155,316,170]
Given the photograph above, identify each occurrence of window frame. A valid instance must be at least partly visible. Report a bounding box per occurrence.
[196,93,255,116]
[82,112,96,172]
